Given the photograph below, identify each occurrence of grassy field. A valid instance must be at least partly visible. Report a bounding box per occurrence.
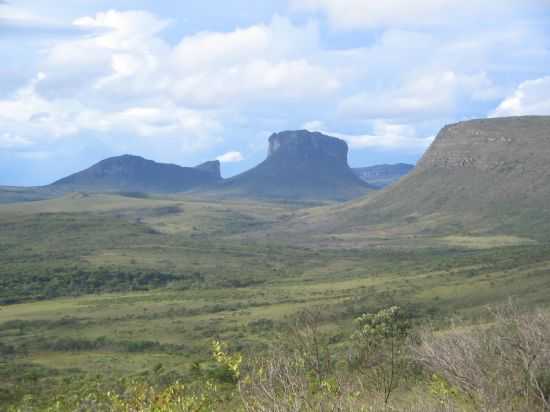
[1,193,550,408]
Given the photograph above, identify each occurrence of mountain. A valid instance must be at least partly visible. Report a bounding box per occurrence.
[219,130,371,201]
[353,163,414,188]
[297,116,550,239]
[194,160,222,179]
[51,155,221,193]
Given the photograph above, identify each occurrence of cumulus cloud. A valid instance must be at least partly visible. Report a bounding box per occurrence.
[167,16,339,106]
[0,3,97,38]
[0,132,31,149]
[289,0,539,29]
[321,121,434,151]
[0,10,339,154]
[36,12,337,106]
[339,71,499,120]
[303,120,325,131]
[0,72,221,148]
[217,151,245,163]
[491,77,550,117]
[1,11,338,155]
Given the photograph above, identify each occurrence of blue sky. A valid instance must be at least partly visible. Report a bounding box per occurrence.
[1,0,550,185]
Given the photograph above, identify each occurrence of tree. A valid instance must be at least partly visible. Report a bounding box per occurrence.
[350,306,411,405]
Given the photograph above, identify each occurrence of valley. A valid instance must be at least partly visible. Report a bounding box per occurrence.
[1,189,550,409]
[1,117,550,410]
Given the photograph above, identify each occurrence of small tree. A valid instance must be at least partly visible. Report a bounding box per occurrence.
[287,309,333,384]
[350,306,411,405]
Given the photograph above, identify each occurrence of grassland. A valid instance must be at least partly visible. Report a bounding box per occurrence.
[1,193,550,408]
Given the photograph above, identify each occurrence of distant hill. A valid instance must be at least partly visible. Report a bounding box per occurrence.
[296,116,550,240]
[51,155,221,193]
[219,130,371,201]
[0,186,61,204]
[353,163,414,188]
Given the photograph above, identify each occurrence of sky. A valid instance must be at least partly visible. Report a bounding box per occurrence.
[1,0,550,185]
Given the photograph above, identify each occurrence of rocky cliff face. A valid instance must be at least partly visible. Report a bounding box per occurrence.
[195,160,222,179]
[268,130,348,163]
[220,130,370,201]
[417,117,549,172]
[323,116,550,237]
[51,155,221,193]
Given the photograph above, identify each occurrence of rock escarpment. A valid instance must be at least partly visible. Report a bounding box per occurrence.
[318,116,550,237]
[221,130,370,201]
[195,160,222,179]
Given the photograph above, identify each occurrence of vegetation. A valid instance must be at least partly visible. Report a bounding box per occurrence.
[1,193,550,410]
[5,304,549,411]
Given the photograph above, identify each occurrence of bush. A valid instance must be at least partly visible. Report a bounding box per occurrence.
[412,302,550,411]
[350,306,412,405]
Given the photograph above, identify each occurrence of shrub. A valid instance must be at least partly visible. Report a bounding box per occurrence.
[350,306,412,405]
[412,302,550,411]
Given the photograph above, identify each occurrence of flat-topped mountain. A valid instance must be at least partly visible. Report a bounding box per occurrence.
[51,155,221,193]
[299,116,550,239]
[194,160,222,179]
[220,130,371,201]
[353,163,414,188]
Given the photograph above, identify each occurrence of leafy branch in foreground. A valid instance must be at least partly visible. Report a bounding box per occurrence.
[350,306,411,405]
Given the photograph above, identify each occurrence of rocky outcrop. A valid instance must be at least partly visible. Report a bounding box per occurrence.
[195,160,222,179]
[220,130,370,201]
[417,117,544,172]
[322,116,550,237]
[268,130,349,163]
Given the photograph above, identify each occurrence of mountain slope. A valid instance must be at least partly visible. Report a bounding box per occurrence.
[51,155,221,193]
[295,116,550,240]
[219,130,371,201]
[353,163,414,188]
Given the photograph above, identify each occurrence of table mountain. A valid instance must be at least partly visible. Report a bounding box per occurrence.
[220,130,371,201]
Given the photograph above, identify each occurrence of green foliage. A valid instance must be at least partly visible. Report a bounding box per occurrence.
[429,374,459,406]
[2,194,550,410]
[210,340,242,383]
[6,341,243,412]
[351,306,411,404]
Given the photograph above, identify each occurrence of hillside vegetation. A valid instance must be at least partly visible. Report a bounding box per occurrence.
[1,189,550,410]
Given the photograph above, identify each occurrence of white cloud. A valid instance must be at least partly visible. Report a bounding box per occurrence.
[169,58,339,107]
[290,0,530,29]
[303,120,325,130]
[0,9,349,162]
[217,151,244,163]
[491,76,550,117]
[37,12,336,107]
[339,71,498,119]
[0,11,339,152]
[323,121,434,150]
[0,72,221,149]
[168,16,338,106]
[0,132,32,149]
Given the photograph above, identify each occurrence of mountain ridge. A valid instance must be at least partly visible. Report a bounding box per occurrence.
[51,154,221,193]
